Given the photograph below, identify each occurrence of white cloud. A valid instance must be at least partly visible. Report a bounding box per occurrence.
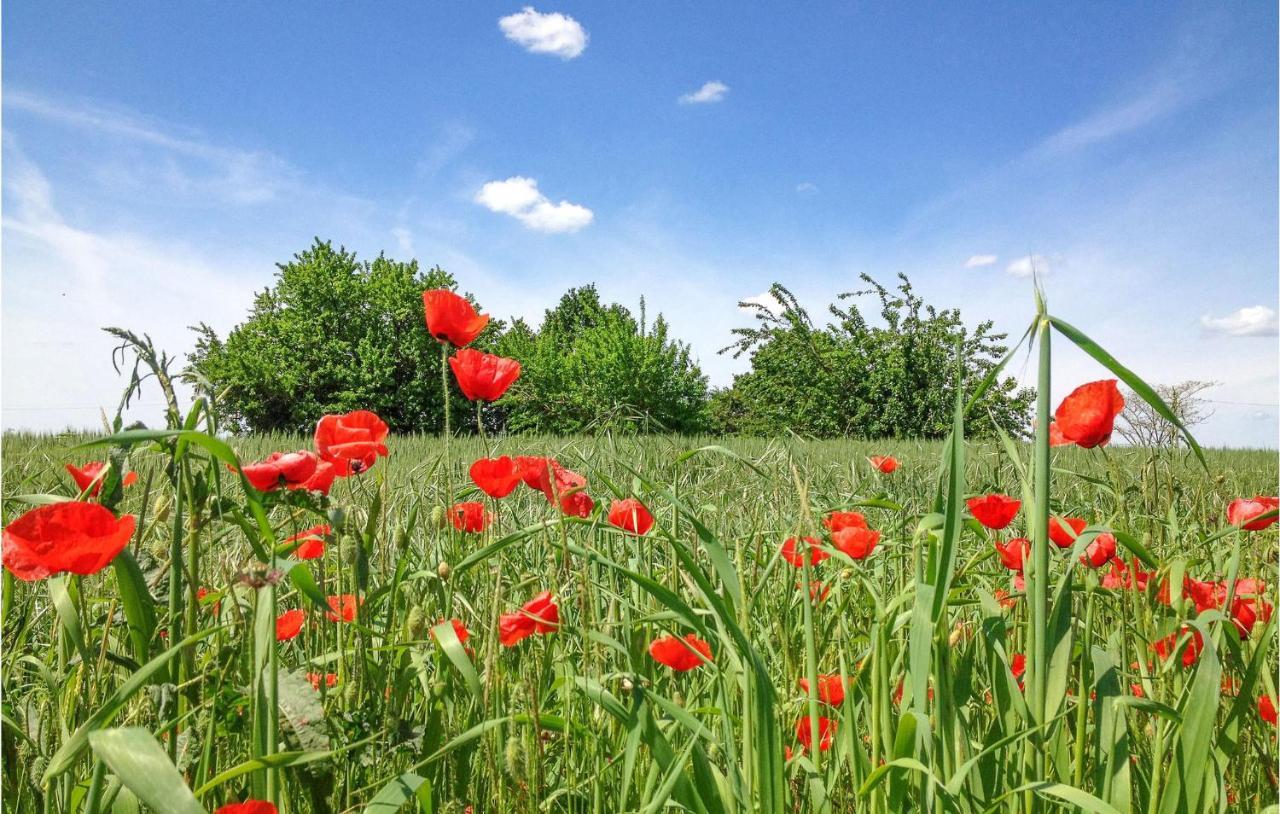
[738,291,784,315]
[795,182,819,195]
[1006,254,1050,277]
[1200,306,1279,337]
[964,254,998,268]
[474,176,593,233]
[391,227,415,256]
[498,7,587,59]
[679,81,729,105]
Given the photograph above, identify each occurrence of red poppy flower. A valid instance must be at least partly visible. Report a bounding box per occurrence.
[498,591,559,647]
[796,580,831,603]
[994,537,1030,572]
[196,586,222,615]
[1047,422,1072,447]
[1230,597,1259,638]
[3,502,137,581]
[276,609,305,642]
[325,594,360,623]
[994,588,1016,609]
[422,289,489,347]
[469,456,523,498]
[1081,533,1117,568]
[314,411,389,473]
[449,501,491,533]
[1053,380,1125,449]
[608,498,655,535]
[795,716,836,752]
[515,456,558,489]
[307,672,339,690]
[65,462,138,497]
[868,455,898,473]
[431,618,470,645]
[559,491,595,518]
[823,511,868,533]
[239,451,320,492]
[780,536,829,568]
[798,674,846,706]
[1101,558,1151,592]
[1227,497,1279,531]
[1048,516,1087,548]
[283,525,329,560]
[1260,695,1277,726]
[1010,653,1027,681]
[449,349,521,402]
[291,459,338,495]
[967,494,1021,530]
[538,465,594,517]
[831,526,879,560]
[1151,627,1203,668]
[649,633,713,671]
[1183,578,1224,613]
[215,802,278,814]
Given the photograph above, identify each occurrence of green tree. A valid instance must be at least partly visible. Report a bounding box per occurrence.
[189,239,493,433]
[710,274,1032,438]
[496,286,709,434]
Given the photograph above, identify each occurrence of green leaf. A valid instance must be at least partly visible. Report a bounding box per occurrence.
[44,627,218,781]
[1047,315,1206,468]
[364,773,432,813]
[87,728,204,814]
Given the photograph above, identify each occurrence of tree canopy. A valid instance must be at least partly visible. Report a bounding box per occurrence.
[189,243,707,434]
[189,240,489,433]
[190,243,1028,438]
[494,286,709,434]
[709,274,1033,438]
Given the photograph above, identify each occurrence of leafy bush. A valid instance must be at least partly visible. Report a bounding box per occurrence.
[711,274,1033,438]
[495,286,709,433]
[189,240,491,433]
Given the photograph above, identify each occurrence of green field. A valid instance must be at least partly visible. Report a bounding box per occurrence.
[2,429,1277,812]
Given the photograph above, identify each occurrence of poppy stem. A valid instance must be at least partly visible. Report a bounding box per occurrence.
[441,342,454,507]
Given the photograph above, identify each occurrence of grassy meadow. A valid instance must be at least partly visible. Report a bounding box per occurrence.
[1,426,1277,813]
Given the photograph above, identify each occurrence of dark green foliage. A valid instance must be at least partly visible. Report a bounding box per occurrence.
[495,286,709,434]
[711,274,1033,438]
[188,239,491,433]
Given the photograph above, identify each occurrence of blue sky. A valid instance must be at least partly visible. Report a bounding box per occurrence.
[3,1,1277,446]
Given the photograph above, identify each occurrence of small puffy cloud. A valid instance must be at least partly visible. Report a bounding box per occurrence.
[795,182,819,195]
[391,227,414,256]
[739,291,784,315]
[1007,254,1050,278]
[474,176,593,233]
[1200,306,1279,337]
[964,254,997,268]
[679,80,729,105]
[499,7,587,59]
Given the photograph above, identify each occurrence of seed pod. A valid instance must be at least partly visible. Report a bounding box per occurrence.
[152,494,171,524]
[404,605,427,640]
[503,734,526,782]
[437,561,452,581]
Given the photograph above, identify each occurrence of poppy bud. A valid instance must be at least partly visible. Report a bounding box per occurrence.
[395,527,410,551]
[327,507,346,533]
[405,606,427,640]
[437,561,452,581]
[432,680,448,698]
[431,505,446,529]
[153,495,171,523]
[621,677,634,692]
[503,735,526,782]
